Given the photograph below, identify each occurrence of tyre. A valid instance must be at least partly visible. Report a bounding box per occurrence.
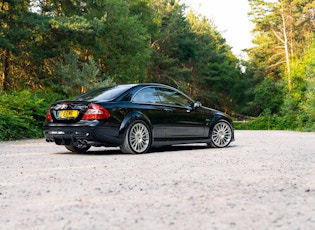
[65,144,91,153]
[120,120,152,154]
[209,120,233,148]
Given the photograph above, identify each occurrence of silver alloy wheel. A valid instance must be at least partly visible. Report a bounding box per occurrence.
[211,121,232,147]
[128,122,150,153]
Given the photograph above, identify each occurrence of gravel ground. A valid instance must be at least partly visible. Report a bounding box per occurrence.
[0,130,314,230]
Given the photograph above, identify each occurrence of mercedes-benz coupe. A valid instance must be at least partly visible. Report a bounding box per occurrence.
[43,83,234,154]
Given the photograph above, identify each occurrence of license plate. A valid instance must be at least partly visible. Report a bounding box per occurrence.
[58,110,79,119]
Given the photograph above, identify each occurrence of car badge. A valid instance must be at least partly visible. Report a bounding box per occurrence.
[54,104,68,110]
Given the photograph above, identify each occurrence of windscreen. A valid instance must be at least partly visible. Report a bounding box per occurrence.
[74,85,135,101]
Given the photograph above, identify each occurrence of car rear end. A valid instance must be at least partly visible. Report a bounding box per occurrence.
[43,85,138,149]
[43,100,121,147]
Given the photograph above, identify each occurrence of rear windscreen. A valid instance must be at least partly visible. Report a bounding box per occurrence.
[74,85,134,101]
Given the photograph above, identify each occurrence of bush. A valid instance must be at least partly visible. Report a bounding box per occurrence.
[234,114,315,131]
[0,90,64,141]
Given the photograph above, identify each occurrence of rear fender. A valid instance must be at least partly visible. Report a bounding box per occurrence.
[118,111,152,135]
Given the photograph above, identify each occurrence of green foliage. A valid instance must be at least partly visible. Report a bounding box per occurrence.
[1,0,313,140]
[0,90,63,140]
[49,51,101,96]
[303,75,315,120]
[253,76,285,114]
[147,2,196,86]
[299,41,315,121]
[236,113,314,131]
[85,0,152,83]
[2,0,242,109]
[245,0,315,131]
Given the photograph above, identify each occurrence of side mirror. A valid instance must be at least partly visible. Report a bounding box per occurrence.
[193,101,202,110]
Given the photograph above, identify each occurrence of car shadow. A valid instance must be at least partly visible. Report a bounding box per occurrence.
[55,148,122,156]
[54,143,235,156]
[149,144,208,153]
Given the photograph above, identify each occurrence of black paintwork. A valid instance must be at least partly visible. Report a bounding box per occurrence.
[43,83,234,149]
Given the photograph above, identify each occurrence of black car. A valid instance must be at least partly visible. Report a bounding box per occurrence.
[43,83,234,154]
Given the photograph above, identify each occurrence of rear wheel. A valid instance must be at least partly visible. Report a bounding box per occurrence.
[209,120,233,148]
[65,144,91,153]
[120,121,151,154]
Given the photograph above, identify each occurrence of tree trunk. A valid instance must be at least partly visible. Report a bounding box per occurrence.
[281,9,291,91]
[0,49,9,92]
[1,49,10,91]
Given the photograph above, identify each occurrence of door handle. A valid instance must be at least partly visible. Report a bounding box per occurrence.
[164,108,172,112]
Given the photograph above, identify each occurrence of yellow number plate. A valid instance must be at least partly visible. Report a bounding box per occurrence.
[58,110,79,119]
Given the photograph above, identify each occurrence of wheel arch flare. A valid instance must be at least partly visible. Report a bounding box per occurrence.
[118,111,152,136]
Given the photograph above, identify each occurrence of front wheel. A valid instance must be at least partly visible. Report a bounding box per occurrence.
[120,121,152,154]
[209,120,233,148]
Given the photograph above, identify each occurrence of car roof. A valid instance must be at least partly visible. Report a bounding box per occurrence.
[127,83,178,90]
[130,83,169,87]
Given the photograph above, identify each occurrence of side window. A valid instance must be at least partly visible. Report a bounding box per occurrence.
[157,87,192,107]
[132,87,160,104]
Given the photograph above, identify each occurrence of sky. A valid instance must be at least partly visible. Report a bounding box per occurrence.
[184,0,254,58]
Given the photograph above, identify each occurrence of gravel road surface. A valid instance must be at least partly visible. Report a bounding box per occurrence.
[0,130,314,230]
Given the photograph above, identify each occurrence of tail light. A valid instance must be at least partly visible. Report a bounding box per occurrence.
[82,104,110,120]
[46,108,53,121]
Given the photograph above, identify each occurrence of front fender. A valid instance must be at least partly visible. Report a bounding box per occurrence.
[209,114,235,141]
[209,113,233,127]
[118,111,152,135]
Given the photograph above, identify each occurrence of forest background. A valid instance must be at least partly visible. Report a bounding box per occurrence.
[0,0,314,140]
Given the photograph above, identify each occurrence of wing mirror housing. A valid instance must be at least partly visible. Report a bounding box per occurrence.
[193,101,202,110]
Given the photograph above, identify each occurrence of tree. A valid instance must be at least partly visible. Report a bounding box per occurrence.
[248,0,315,90]
[247,0,315,130]
[71,0,153,83]
[0,0,38,91]
[284,40,315,129]
[147,0,196,88]
[186,10,244,113]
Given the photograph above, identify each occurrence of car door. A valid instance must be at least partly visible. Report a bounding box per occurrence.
[155,87,208,139]
[132,87,166,139]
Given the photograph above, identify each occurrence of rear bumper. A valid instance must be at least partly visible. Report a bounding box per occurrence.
[44,129,91,145]
[43,122,122,147]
